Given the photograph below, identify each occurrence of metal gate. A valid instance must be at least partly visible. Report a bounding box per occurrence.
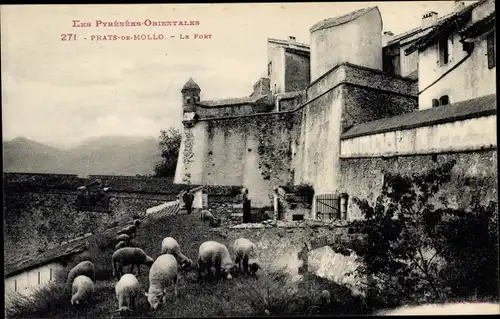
[315,194,340,220]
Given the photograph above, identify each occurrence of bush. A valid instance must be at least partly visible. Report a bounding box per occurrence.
[337,160,499,308]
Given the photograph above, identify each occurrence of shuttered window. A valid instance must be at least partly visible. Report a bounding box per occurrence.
[487,31,495,69]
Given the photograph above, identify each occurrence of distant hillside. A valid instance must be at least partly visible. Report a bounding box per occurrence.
[2,136,163,176]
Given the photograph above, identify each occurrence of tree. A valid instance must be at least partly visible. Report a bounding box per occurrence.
[154,127,181,177]
[334,160,498,308]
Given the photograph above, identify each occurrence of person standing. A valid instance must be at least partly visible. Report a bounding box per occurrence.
[242,188,251,223]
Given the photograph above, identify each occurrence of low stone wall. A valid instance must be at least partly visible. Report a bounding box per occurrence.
[213,219,365,294]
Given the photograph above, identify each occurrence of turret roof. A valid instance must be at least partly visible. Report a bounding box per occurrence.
[182,77,200,92]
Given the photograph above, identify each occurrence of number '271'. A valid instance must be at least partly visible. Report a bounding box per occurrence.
[61,33,77,41]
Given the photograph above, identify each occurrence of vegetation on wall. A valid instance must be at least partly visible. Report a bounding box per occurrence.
[154,127,181,177]
[334,160,499,309]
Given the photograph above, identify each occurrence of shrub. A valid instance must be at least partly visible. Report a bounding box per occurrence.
[337,160,499,308]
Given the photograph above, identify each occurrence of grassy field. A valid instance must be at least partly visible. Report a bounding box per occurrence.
[6,211,371,318]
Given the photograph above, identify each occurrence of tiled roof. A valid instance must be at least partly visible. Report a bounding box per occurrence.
[4,234,92,278]
[404,1,483,55]
[341,94,497,139]
[197,95,272,107]
[145,200,181,219]
[309,6,378,33]
[459,12,495,38]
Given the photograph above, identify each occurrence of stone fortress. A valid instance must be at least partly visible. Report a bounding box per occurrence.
[174,0,497,220]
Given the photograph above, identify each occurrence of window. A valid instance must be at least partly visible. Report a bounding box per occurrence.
[439,95,450,106]
[487,31,496,69]
[185,97,191,104]
[195,96,200,102]
[438,37,449,66]
[50,268,52,281]
[432,99,439,107]
[38,271,41,285]
[268,62,272,76]
[14,279,17,292]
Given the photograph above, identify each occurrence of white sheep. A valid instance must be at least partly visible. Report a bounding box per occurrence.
[115,240,128,250]
[232,238,261,275]
[70,275,95,306]
[197,241,237,281]
[117,225,137,238]
[160,237,193,271]
[115,234,131,244]
[378,302,500,316]
[112,247,154,279]
[144,254,179,310]
[115,273,141,313]
[65,261,96,290]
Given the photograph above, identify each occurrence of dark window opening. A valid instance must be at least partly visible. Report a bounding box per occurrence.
[14,279,17,292]
[38,271,41,285]
[50,268,52,281]
[292,214,304,221]
[268,62,272,76]
[383,54,395,75]
[186,97,191,104]
[439,95,450,106]
[432,99,439,107]
[439,37,449,66]
[487,31,496,69]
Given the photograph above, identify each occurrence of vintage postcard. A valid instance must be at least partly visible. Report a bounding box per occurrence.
[2,1,498,317]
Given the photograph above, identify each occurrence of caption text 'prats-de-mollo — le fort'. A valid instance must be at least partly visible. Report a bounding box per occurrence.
[60,19,212,41]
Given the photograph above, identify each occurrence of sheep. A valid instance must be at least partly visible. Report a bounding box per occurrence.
[115,234,131,244]
[200,210,221,227]
[65,261,96,290]
[160,237,193,271]
[115,240,128,250]
[197,241,237,281]
[117,225,137,238]
[112,247,154,280]
[115,273,141,314]
[377,302,500,316]
[144,254,179,310]
[232,238,261,275]
[70,275,95,306]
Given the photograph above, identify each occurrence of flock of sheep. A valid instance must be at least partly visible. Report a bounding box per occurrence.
[64,213,263,314]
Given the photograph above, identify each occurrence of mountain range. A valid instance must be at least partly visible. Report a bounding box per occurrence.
[2,136,163,176]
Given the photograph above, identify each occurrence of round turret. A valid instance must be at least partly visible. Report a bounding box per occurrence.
[182,77,201,113]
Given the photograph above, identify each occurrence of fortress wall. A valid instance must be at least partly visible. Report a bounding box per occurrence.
[339,150,498,220]
[192,113,301,207]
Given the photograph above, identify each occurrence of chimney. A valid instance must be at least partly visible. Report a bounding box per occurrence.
[454,0,465,12]
[422,11,439,28]
[288,36,296,42]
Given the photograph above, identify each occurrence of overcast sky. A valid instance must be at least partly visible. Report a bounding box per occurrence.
[1,2,462,147]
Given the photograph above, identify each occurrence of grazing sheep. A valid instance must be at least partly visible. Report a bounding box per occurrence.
[197,241,237,281]
[112,247,154,280]
[160,237,193,271]
[117,225,137,238]
[70,275,95,306]
[377,302,500,316]
[115,273,141,313]
[115,241,128,250]
[66,261,96,290]
[200,210,221,227]
[144,254,179,310]
[116,234,131,244]
[232,238,260,275]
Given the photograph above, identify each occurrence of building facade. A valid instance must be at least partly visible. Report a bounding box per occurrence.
[174,0,496,219]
